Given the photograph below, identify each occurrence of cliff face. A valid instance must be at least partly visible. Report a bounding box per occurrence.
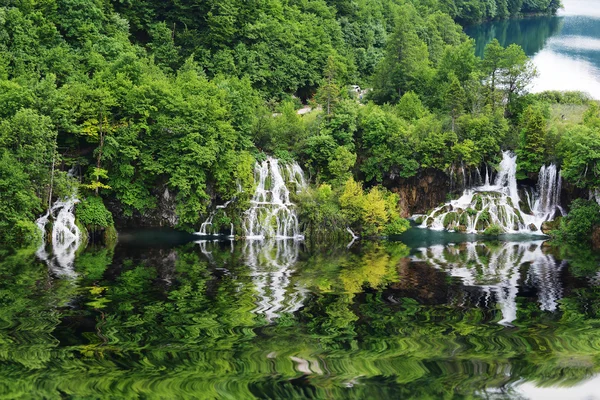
[387,169,451,217]
[107,184,179,229]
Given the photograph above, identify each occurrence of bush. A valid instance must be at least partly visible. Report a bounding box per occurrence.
[552,199,600,244]
[385,216,410,236]
[76,197,114,230]
[536,91,591,105]
[484,224,504,236]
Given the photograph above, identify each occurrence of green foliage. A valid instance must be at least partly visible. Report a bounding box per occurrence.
[76,197,114,230]
[300,178,409,239]
[536,91,591,105]
[0,151,42,246]
[517,104,548,177]
[484,224,504,235]
[551,200,600,244]
[396,91,428,121]
[0,0,570,246]
[559,125,600,190]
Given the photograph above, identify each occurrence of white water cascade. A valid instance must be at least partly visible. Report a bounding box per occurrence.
[530,164,565,221]
[419,152,564,234]
[35,197,82,277]
[413,241,564,326]
[243,157,307,239]
[196,199,235,237]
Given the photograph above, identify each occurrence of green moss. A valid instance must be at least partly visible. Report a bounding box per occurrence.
[484,224,504,236]
[459,212,469,226]
[519,200,532,215]
[474,195,483,211]
[76,197,114,230]
[75,220,90,249]
[443,212,458,228]
[104,225,118,247]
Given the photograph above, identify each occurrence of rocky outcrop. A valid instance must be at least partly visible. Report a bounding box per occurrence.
[387,169,451,217]
[106,184,179,229]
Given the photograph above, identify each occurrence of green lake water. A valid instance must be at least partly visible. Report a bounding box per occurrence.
[465,0,600,98]
[2,229,600,399]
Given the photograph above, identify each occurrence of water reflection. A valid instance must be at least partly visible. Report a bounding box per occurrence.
[465,0,600,98]
[3,232,600,398]
[242,240,307,322]
[413,241,565,325]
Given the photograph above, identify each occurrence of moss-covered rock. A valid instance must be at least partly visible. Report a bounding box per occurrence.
[443,212,458,229]
[541,217,562,234]
[484,224,504,236]
[474,195,483,211]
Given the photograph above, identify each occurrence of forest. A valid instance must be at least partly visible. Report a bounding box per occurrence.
[2,0,597,249]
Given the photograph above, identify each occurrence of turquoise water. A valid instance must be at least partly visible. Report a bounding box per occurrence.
[465,0,600,98]
[2,229,600,398]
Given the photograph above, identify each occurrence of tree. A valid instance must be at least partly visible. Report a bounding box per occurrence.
[482,39,505,110]
[501,44,537,112]
[517,104,547,176]
[315,55,343,116]
[371,5,433,103]
[444,73,466,132]
[559,125,600,190]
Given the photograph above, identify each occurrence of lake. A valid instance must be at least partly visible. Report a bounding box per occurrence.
[465,0,600,98]
[3,229,600,399]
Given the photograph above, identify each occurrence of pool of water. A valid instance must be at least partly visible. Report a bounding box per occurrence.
[465,0,600,98]
[2,228,600,398]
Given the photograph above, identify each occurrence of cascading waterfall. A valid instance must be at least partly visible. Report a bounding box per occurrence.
[36,197,81,277]
[532,164,565,220]
[418,152,564,234]
[196,199,234,237]
[413,241,564,326]
[243,157,307,239]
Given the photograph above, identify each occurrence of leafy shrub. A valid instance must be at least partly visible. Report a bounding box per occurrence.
[552,199,600,244]
[484,224,503,236]
[536,91,591,105]
[76,197,114,230]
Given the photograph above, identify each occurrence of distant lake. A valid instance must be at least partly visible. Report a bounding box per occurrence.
[465,0,600,98]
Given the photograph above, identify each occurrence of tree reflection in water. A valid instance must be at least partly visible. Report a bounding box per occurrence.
[1,234,599,398]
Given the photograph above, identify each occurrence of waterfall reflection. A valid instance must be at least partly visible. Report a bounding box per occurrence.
[193,238,570,325]
[197,239,308,322]
[413,241,565,325]
[243,239,307,321]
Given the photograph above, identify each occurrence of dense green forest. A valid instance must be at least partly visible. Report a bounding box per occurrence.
[4,0,599,248]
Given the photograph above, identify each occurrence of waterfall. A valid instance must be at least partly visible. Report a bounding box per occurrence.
[532,164,564,220]
[35,197,81,277]
[418,152,564,234]
[196,199,234,237]
[242,157,307,240]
